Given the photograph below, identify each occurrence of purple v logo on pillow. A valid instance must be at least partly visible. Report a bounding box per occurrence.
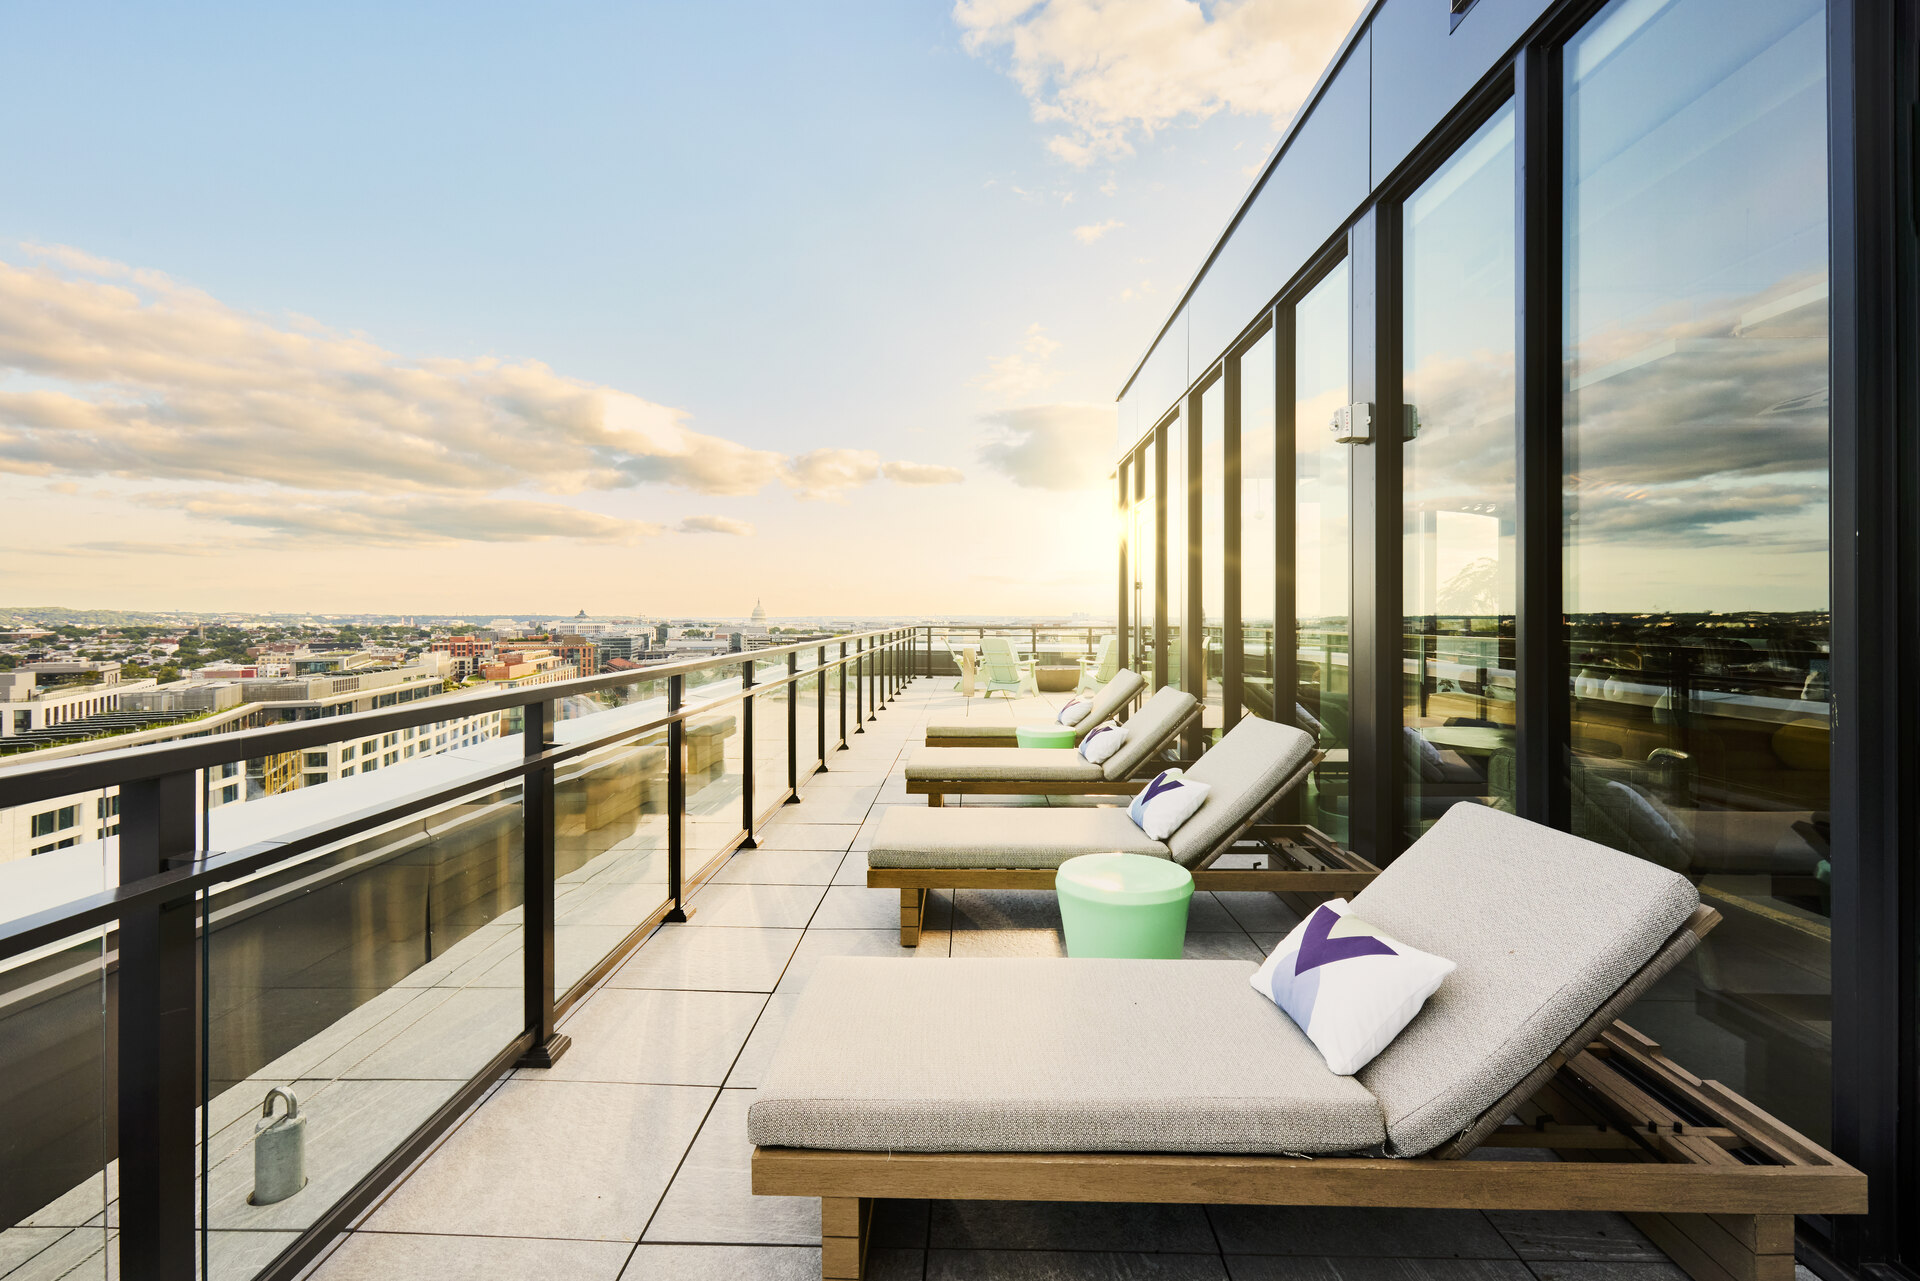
[1126,768,1211,840]
[1294,903,1397,975]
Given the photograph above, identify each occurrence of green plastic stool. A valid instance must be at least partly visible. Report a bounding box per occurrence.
[1015,724,1078,749]
[1055,853,1194,959]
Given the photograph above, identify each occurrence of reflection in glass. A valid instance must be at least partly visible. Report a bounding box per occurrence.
[1295,263,1353,840]
[1239,329,1277,726]
[1164,410,1186,691]
[1133,447,1156,679]
[752,655,792,822]
[1563,0,1830,1142]
[1402,102,1518,839]
[205,781,525,1278]
[1200,379,1227,735]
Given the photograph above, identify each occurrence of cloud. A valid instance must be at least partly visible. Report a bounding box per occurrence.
[977,402,1111,490]
[780,448,882,501]
[882,460,965,486]
[954,0,1364,165]
[678,514,755,536]
[146,491,663,547]
[1072,218,1123,244]
[0,246,940,545]
[975,323,1063,399]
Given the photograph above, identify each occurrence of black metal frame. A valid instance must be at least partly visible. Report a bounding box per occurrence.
[1106,0,1920,1271]
[0,628,913,1281]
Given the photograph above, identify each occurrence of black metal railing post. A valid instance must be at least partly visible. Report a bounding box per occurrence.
[817,646,829,767]
[854,638,865,733]
[868,636,878,721]
[838,641,848,747]
[117,768,198,1281]
[664,674,692,922]
[518,697,569,1068]
[740,658,756,844]
[786,650,800,798]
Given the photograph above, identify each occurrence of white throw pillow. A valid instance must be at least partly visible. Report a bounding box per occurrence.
[1078,721,1129,765]
[1057,698,1092,727]
[1249,899,1455,1075]
[1126,768,1211,840]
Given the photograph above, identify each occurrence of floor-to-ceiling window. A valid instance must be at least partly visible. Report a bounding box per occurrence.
[1200,378,1226,734]
[1164,409,1186,691]
[1562,0,1831,1144]
[1296,262,1353,841]
[1240,328,1278,727]
[1133,442,1156,681]
[1402,102,1519,840]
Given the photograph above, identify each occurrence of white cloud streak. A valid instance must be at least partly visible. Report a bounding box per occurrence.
[1072,218,1124,244]
[678,514,756,536]
[955,0,1363,165]
[977,402,1111,490]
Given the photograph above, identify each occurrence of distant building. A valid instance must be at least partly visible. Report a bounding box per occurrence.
[431,635,498,681]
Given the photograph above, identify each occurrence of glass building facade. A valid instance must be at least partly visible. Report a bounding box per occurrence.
[1113,0,1916,1270]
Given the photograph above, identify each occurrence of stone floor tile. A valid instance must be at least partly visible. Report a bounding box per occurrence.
[867,1248,929,1281]
[777,795,876,825]
[776,929,944,992]
[809,885,917,930]
[684,882,826,928]
[1209,1208,1517,1260]
[1224,1259,1535,1281]
[644,1090,817,1245]
[1483,1212,1667,1263]
[607,926,800,992]
[950,927,1065,957]
[724,993,802,1088]
[0,1228,74,1276]
[1523,1265,1689,1281]
[621,1244,823,1280]
[1213,892,1304,934]
[751,824,864,853]
[365,1080,713,1241]
[833,850,874,885]
[536,988,766,1086]
[312,1232,632,1281]
[325,986,521,1081]
[931,1200,1216,1252]
[711,849,846,885]
[873,1198,931,1247]
[1180,931,1265,961]
[925,1249,1229,1279]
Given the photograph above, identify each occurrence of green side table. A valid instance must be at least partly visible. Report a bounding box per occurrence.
[1015,724,1078,749]
[1055,852,1194,958]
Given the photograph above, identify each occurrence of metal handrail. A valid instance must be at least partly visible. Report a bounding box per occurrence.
[0,624,919,1281]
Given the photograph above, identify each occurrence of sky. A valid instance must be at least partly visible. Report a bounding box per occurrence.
[0,0,1361,619]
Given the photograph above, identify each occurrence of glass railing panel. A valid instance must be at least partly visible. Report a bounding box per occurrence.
[0,921,111,1276]
[794,654,823,781]
[751,657,791,823]
[199,780,525,1281]
[683,703,745,879]
[552,678,670,1001]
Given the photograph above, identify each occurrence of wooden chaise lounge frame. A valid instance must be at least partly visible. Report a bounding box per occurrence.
[751,905,1868,1281]
[908,705,1210,804]
[871,818,1373,946]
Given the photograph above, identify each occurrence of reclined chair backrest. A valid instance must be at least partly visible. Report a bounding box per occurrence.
[1071,667,1144,738]
[1088,636,1119,683]
[1348,803,1700,1156]
[1164,717,1315,866]
[1099,686,1198,780]
[980,637,1026,684]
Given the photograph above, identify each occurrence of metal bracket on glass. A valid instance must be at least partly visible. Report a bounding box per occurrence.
[1330,402,1373,444]
[1402,403,1421,442]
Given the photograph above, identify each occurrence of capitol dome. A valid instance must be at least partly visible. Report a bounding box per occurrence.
[749,599,767,626]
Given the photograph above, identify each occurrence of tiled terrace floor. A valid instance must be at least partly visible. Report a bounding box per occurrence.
[298,677,1731,1281]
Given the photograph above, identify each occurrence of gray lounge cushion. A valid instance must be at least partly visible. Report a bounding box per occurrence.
[905,748,1104,783]
[747,958,1386,1154]
[925,669,1146,745]
[1165,717,1315,867]
[1350,804,1699,1156]
[867,806,1169,868]
[1102,686,1198,779]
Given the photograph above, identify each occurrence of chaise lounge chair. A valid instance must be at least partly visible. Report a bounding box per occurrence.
[924,668,1145,748]
[871,715,1365,944]
[750,804,1866,1281]
[906,685,1199,804]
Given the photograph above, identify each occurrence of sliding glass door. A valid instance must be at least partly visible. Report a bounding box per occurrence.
[1401,103,1519,841]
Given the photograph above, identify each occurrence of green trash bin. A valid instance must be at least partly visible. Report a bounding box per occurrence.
[1015,724,1078,749]
[1055,852,1194,959]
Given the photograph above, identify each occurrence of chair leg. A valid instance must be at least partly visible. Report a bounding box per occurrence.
[822,1196,872,1279]
[899,888,927,947]
[926,793,944,807]
[1626,1212,1794,1281]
